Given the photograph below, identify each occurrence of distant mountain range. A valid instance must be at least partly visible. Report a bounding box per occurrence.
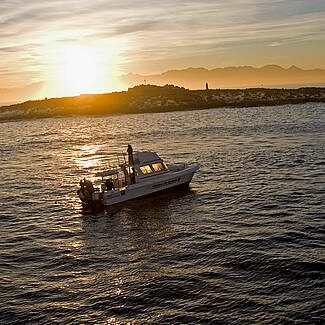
[0,81,44,106]
[121,65,325,90]
[1,65,325,105]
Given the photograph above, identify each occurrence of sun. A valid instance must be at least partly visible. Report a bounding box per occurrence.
[62,46,103,95]
[44,44,124,98]
[55,45,106,96]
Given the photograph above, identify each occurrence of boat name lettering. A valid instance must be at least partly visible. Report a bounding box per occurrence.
[152,178,179,189]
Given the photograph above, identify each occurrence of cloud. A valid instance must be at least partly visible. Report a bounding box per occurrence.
[0,0,324,87]
[268,42,281,47]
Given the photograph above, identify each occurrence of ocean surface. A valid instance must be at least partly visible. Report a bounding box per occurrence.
[0,103,324,324]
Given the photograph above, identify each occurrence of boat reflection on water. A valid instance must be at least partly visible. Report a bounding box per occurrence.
[80,188,197,283]
[82,187,195,219]
[83,188,196,238]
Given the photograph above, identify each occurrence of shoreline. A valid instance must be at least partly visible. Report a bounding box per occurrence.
[1,85,324,122]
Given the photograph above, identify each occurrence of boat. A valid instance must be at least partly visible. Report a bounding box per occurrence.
[77,145,199,209]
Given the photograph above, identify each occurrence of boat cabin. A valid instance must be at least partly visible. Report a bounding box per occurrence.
[133,151,168,179]
[95,150,169,191]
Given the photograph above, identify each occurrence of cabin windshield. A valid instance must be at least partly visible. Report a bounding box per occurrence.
[139,165,153,174]
[138,161,168,175]
[152,162,166,172]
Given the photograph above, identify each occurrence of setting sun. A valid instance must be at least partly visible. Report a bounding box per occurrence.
[42,44,125,98]
[52,45,107,96]
[60,45,104,95]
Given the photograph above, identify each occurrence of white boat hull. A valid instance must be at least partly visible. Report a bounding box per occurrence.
[78,146,200,210]
[101,164,198,207]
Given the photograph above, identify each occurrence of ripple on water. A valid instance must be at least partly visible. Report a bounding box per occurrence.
[0,103,325,323]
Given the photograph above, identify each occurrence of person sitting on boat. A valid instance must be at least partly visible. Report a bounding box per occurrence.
[84,178,94,192]
[78,178,94,201]
[105,178,115,191]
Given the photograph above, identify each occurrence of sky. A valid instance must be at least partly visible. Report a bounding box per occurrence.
[0,0,325,97]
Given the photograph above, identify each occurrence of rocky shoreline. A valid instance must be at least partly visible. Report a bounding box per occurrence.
[1,85,324,122]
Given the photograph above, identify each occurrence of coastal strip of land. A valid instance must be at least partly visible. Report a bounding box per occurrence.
[1,85,324,122]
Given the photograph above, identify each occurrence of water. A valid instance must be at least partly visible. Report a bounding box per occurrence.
[0,103,324,324]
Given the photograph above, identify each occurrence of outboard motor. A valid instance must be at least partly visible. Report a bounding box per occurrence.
[77,178,95,203]
[77,178,103,211]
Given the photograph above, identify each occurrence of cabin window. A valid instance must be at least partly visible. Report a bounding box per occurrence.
[140,165,153,174]
[152,162,165,172]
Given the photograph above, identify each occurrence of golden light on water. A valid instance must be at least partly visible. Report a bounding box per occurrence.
[74,144,102,169]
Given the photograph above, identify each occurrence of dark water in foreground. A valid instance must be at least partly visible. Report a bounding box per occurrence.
[0,103,324,324]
